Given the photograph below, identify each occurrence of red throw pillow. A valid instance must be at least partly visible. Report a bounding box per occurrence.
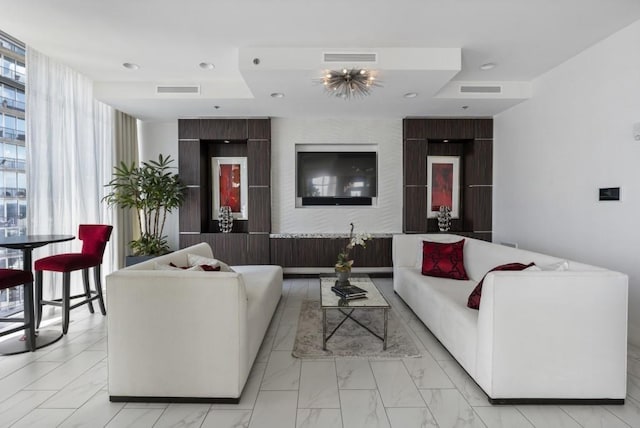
[467,262,535,309]
[200,264,221,271]
[421,240,469,280]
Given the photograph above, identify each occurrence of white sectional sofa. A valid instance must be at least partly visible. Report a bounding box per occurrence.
[106,242,283,403]
[393,233,628,404]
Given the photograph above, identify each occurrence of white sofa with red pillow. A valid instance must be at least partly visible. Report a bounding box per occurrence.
[393,233,628,404]
[106,242,283,403]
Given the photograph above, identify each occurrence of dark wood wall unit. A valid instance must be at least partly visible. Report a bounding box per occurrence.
[178,118,272,263]
[464,139,493,185]
[403,139,427,185]
[270,237,393,268]
[248,119,271,140]
[248,187,271,233]
[403,118,493,241]
[404,187,428,233]
[178,140,201,185]
[463,187,492,232]
[178,119,200,139]
[179,187,204,232]
[200,119,248,140]
[247,140,271,186]
[248,234,271,265]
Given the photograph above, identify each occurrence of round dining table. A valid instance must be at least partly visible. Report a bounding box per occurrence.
[0,234,75,355]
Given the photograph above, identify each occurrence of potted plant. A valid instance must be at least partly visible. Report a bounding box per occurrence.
[103,154,186,263]
[335,222,371,285]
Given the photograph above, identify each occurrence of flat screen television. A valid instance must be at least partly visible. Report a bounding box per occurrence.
[296,151,377,206]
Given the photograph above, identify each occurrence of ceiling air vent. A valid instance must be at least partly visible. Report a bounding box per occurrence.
[156,85,200,95]
[323,52,377,63]
[460,85,502,94]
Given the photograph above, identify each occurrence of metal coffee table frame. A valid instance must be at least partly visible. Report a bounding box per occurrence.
[320,275,390,351]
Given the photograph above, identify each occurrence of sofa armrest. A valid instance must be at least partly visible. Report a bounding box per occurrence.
[106,270,249,399]
[475,270,628,399]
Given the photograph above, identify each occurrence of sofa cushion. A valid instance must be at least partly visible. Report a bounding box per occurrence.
[421,239,469,280]
[467,262,534,309]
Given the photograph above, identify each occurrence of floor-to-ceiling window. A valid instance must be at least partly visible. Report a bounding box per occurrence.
[0,31,26,316]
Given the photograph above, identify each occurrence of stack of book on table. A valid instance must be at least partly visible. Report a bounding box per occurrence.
[331,283,368,300]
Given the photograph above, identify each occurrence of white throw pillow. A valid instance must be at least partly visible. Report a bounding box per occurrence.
[154,262,203,271]
[524,261,569,272]
[187,253,235,272]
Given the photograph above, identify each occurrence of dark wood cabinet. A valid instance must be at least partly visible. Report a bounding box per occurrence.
[270,237,393,268]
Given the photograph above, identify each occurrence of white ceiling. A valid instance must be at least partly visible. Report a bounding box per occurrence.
[1,0,640,121]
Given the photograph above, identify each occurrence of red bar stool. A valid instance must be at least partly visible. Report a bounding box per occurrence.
[34,224,113,334]
[0,269,35,351]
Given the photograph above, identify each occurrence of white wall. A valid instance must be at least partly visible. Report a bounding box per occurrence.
[137,120,180,251]
[494,20,640,344]
[272,118,403,234]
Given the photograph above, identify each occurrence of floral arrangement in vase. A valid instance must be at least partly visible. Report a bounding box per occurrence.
[335,223,372,282]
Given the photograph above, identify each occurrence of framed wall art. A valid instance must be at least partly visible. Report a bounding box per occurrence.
[212,157,248,220]
[427,156,460,218]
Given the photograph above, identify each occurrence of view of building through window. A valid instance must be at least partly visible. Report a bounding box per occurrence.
[0,31,26,317]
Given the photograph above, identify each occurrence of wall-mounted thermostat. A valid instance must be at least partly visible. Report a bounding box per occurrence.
[599,187,621,201]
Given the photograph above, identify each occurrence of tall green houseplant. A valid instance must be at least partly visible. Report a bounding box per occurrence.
[104,154,186,256]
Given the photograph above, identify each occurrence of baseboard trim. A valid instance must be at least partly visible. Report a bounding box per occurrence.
[488,397,625,405]
[109,396,240,404]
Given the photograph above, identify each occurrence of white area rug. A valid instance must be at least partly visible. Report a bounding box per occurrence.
[292,300,421,358]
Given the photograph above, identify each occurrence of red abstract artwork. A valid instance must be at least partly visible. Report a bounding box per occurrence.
[431,163,453,211]
[219,164,241,212]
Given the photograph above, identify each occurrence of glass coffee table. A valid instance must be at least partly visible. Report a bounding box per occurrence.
[320,275,391,350]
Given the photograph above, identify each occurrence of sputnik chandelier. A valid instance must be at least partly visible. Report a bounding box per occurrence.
[321,68,381,99]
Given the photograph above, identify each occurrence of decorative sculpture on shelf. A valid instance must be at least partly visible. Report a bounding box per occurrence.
[437,206,452,232]
[218,205,233,233]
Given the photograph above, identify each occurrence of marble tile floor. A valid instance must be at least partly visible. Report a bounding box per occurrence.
[1,277,639,427]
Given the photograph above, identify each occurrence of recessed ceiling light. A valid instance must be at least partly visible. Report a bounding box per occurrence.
[404,92,418,98]
[270,92,285,98]
[199,62,215,70]
[480,62,496,70]
[122,62,139,70]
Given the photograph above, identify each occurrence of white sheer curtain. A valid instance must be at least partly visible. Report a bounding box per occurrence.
[26,48,115,303]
